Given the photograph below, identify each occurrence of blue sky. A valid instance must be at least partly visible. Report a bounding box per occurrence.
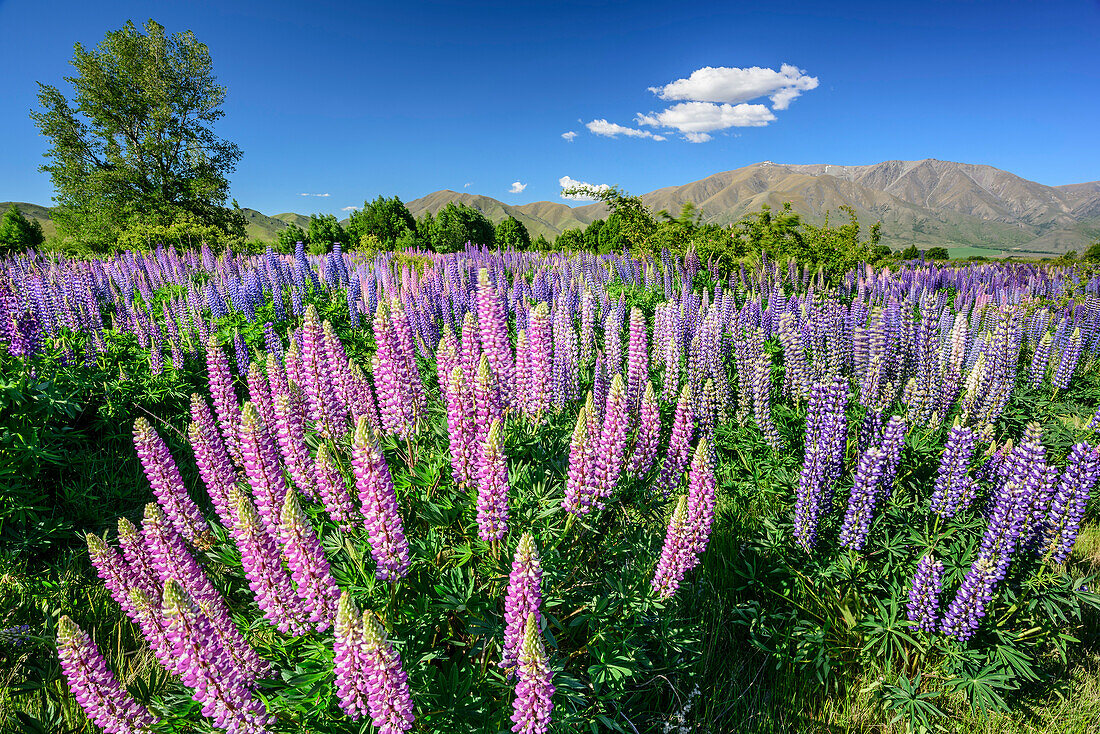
[1,0,1098,215]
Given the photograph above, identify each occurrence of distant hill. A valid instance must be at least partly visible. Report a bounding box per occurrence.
[7,160,1099,254]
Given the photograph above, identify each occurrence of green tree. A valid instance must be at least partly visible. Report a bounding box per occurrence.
[31,19,244,250]
[556,228,584,251]
[306,214,346,253]
[564,185,657,255]
[0,204,46,254]
[897,245,922,261]
[926,246,950,261]
[346,196,416,247]
[428,202,495,253]
[277,223,308,252]
[494,216,531,250]
[1084,242,1100,262]
[532,233,551,251]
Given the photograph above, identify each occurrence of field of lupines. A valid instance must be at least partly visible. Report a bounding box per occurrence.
[2,242,1100,733]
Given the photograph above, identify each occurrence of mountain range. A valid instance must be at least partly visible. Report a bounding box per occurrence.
[6,159,1098,255]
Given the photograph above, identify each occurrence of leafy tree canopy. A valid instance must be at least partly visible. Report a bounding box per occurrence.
[428,202,494,253]
[277,223,308,252]
[0,205,46,254]
[346,196,415,248]
[926,246,950,261]
[306,214,346,254]
[494,216,531,250]
[31,19,244,251]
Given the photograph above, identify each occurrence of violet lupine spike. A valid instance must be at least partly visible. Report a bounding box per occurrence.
[372,304,414,438]
[625,306,648,413]
[442,363,476,490]
[247,360,277,440]
[142,503,270,682]
[1029,332,1052,386]
[562,405,596,516]
[299,305,341,438]
[837,447,887,550]
[132,417,208,547]
[1052,327,1083,390]
[793,376,849,552]
[188,394,238,528]
[322,318,353,426]
[591,373,631,510]
[351,417,412,582]
[237,402,288,536]
[56,616,157,734]
[129,587,177,674]
[314,443,360,532]
[652,437,716,598]
[86,534,139,622]
[348,361,381,428]
[116,518,160,607]
[477,268,514,405]
[161,580,274,734]
[205,335,242,463]
[626,380,661,476]
[526,302,552,419]
[879,415,906,496]
[1042,442,1100,564]
[334,592,370,720]
[502,532,543,676]
[752,350,784,451]
[359,611,416,734]
[273,391,317,501]
[657,383,695,495]
[906,554,945,633]
[930,423,979,518]
[476,419,510,542]
[511,612,555,734]
[229,487,310,635]
[280,489,341,632]
[940,554,998,641]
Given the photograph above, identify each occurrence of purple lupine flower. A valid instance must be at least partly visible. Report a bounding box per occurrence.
[1052,327,1083,390]
[128,587,176,674]
[142,503,270,682]
[477,268,514,404]
[590,373,630,509]
[299,305,341,437]
[511,612,555,734]
[1029,332,1052,386]
[515,330,532,413]
[205,335,242,463]
[879,415,906,495]
[625,307,648,412]
[161,580,274,734]
[794,376,849,552]
[837,447,887,550]
[280,489,341,631]
[322,319,353,426]
[247,361,277,439]
[116,518,160,606]
[474,353,503,441]
[657,383,695,495]
[86,534,139,622]
[272,391,317,500]
[314,443,360,531]
[752,350,784,451]
[1042,442,1100,564]
[502,532,543,676]
[372,304,416,438]
[237,402,288,536]
[930,423,979,518]
[906,554,945,633]
[526,302,553,419]
[229,488,310,635]
[133,417,208,547]
[334,592,370,719]
[441,363,476,490]
[351,417,412,582]
[652,437,715,598]
[476,419,510,542]
[56,616,157,734]
[940,554,998,641]
[626,380,660,475]
[348,361,381,428]
[359,611,416,734]
[562,404,596,516]
[188,394,238,528]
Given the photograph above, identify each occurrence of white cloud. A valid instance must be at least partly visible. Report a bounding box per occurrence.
[297,192,331,197]
[650,64,819,110]
[585,118,667,140]
[559,175,611,201]
[509,181,527,194]
[683,132,712,144]
[341,205,360,211]
[561,130,577,141]
[637,102,775,140]
[463,182,472,188]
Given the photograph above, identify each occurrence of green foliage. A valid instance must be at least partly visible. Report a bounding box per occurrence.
[926,247,950,261]
[428,202,495,253]
[555,228,584,251]
[1084,242,1100,262]
[532,233,551,251]
[30,19,244,251]
[0,205,45,254]
[306,213,346,254]
[494,215,531,250]
[345,196,416,248]
[276,222,308,251]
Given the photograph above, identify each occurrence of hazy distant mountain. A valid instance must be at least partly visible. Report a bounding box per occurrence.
[6,159,1098,254]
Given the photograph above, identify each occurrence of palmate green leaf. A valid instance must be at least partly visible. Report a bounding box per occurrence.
[946,665,1015,715]
[878,674,946,734]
